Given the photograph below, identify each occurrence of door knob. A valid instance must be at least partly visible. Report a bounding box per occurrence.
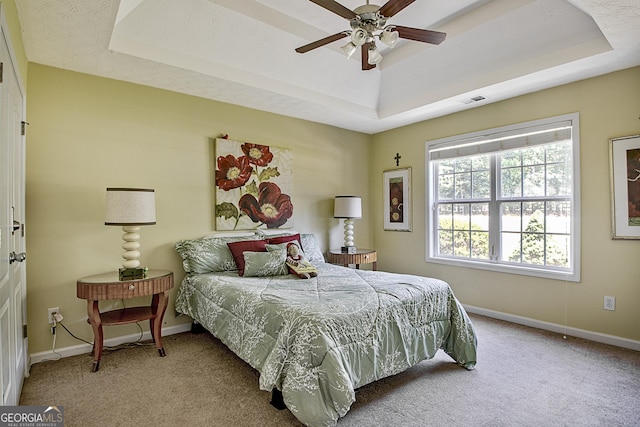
[9,252,26,264]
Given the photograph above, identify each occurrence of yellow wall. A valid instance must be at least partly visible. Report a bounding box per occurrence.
[25,64,373,353]
[371,66,640,341]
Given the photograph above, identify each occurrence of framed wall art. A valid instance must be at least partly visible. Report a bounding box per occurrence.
[609,134,640,239]
[383,167,411,231]
[214,137,294,231]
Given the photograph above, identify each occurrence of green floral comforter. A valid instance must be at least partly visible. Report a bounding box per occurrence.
[175,262,477,427]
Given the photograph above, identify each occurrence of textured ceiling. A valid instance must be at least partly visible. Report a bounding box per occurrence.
[15,0,640,133]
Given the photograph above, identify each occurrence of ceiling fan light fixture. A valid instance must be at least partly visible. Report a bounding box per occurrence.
[367,45,383,65]
[341,42,358,59]
[380,28,399,48]
[350,27,368,46]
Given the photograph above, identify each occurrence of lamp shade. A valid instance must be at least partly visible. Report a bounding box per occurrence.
[341,42,357,59]
[105,188,156,226]
[380,28,399,48]
[334,196,362,219]
[367,46,383,65]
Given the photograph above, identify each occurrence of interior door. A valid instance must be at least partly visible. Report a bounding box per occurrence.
[0,10,27,406]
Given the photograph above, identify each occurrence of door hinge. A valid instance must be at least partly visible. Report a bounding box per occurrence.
[23,324,27,339]
[0,62,3,83]
[21,121,29,136]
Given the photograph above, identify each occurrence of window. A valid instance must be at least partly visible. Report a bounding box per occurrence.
[426,114,580,281]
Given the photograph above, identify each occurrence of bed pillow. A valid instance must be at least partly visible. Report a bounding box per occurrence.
[267,233,302,247]
[300,234,325,264]
[175,235,261,273]
[227,239,268,276]
[255,229,298,238]
[243,244,288,277]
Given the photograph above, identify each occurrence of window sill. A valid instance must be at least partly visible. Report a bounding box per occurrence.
[426,255,580,282]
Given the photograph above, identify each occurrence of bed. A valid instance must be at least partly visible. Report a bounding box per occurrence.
[174,233,477,427]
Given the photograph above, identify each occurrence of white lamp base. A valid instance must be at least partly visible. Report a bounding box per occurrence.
[342,219,357,253]
[121,225,141,269]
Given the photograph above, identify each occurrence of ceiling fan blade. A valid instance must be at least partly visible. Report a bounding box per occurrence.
[361,43,376,71]
[378,0,415,18]
[295,32,348,53]
[309,0,357,19]
[394,25,446,45]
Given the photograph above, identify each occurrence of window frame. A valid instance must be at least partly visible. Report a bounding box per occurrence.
[425,113,581,282]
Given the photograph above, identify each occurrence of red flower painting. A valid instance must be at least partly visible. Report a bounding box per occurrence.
[215,138,294,230]
[239,182,293,228]
[215,155,253,190]
[242,143,273,167]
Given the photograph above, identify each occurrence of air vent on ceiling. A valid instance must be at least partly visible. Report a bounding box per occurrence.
[460,95,486,105]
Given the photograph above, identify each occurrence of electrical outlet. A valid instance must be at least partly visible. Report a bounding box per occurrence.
[47,307,60,324]
[604,296,615,311]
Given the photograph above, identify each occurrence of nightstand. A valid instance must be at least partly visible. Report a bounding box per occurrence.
[76,269,174,372]
[327,249,377,270]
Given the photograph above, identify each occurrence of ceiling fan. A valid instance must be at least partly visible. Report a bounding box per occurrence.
[295,0,446,71]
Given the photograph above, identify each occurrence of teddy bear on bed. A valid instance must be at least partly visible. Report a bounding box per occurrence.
[286,241,318,279]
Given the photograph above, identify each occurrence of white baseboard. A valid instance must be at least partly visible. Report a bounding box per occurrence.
[29,323,193,365]
[464,305,640,352]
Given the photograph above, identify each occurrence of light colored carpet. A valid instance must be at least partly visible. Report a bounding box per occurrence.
[20,314,640,426]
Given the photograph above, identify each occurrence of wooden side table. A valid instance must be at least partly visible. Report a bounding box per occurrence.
[76,269,174,372]
[327,249,377,270]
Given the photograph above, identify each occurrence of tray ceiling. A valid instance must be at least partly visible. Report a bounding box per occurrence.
[16,0,640,133]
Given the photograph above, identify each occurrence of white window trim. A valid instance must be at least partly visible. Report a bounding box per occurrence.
[425,113,581,282]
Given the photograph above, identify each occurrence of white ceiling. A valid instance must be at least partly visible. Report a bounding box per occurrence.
[15,0,640,134]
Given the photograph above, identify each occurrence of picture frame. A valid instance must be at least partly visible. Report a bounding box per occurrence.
[383,167,412,231]
[609,134,640,239]
[214,137,294,231]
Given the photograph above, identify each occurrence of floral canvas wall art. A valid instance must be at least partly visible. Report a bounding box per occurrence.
[214,137,294,230]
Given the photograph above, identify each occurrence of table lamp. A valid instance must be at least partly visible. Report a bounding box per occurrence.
[334,196,362,254]
[105,188,156,280]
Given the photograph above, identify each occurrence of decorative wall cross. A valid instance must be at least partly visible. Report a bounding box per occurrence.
[394,153,401,167]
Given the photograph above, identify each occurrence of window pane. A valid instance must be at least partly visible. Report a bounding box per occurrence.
[546,142,570,163]
[501,151,521,167]
[438,173,454,199]
[455,158,472,172]
[439,159,455,174]
[502,232,521,262]
[471,203,489,230]
[473,155,490,170]
[546,234,569,267]
[453,204,470,230]
[523,165,545,197]
[523,202,545,223]
[501,167,522,197]
[521,230,545,265]
[547,163,571,196]
[453,231,470,257]
[522,146,545,166]
[546,201,570,234]
[438,230,453,255]
[471,231,489,259]
[501,202,522,232]
[455,172,471,199]
[519,208,546,265]
[438,204,453,230]
[472,170,490,198]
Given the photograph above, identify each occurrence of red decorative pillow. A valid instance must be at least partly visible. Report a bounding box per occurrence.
[227,240,267,276]
[267,233,302,247]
